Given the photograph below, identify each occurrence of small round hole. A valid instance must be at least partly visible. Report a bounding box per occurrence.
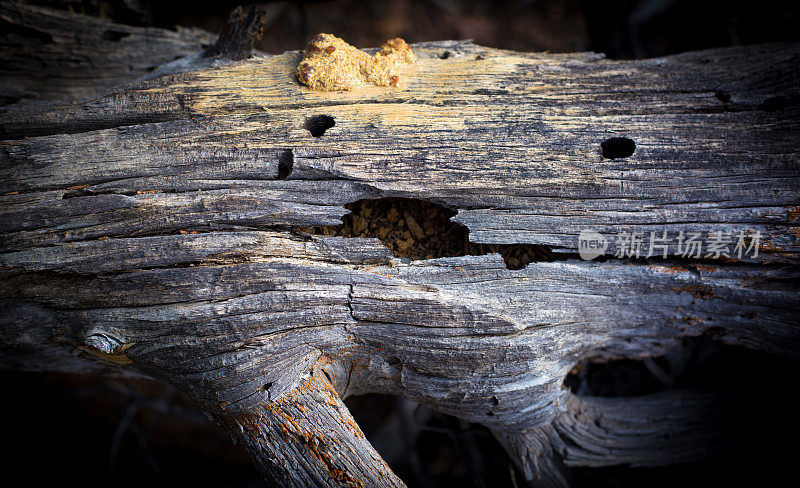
[305,115,335,137]
[601,137,636,159]
[277,150,293,179]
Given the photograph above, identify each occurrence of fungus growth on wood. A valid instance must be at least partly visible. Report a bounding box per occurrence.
[295,33,415,91]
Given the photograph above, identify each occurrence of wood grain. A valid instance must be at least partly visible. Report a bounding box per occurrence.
[1,5,799,486]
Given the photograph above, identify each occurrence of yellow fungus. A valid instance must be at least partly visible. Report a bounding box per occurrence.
[296,33,415,91]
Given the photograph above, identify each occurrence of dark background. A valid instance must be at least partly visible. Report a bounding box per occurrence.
[4,339,799,487]
[2,1,800,487]
[15,0,800,58]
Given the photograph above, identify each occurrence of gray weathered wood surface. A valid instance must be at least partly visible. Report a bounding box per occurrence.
[1,3,799,487]
[0,2,215,107]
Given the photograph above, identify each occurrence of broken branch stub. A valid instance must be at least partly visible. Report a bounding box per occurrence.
[226,370,405,488]
[205,6,266,60]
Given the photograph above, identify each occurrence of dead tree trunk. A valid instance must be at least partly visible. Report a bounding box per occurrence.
[1,3,799,487]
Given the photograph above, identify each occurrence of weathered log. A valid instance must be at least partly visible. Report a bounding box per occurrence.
[0,2,215,107]
[1,4,799,487]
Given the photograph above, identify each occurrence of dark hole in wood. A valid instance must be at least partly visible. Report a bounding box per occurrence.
[565,357,665,397]
[566,338,800,485]
[601,137,636,159]
[304,115,335,137]
[277,149,293,179]
[306,197,554,270]
[714,90,731,103]
[263,382,273,391]
[564,336,800,397]
[102,29,131,41]
[438,51,452,59]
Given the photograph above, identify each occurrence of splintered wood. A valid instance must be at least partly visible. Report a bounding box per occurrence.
[295,33,415,91]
